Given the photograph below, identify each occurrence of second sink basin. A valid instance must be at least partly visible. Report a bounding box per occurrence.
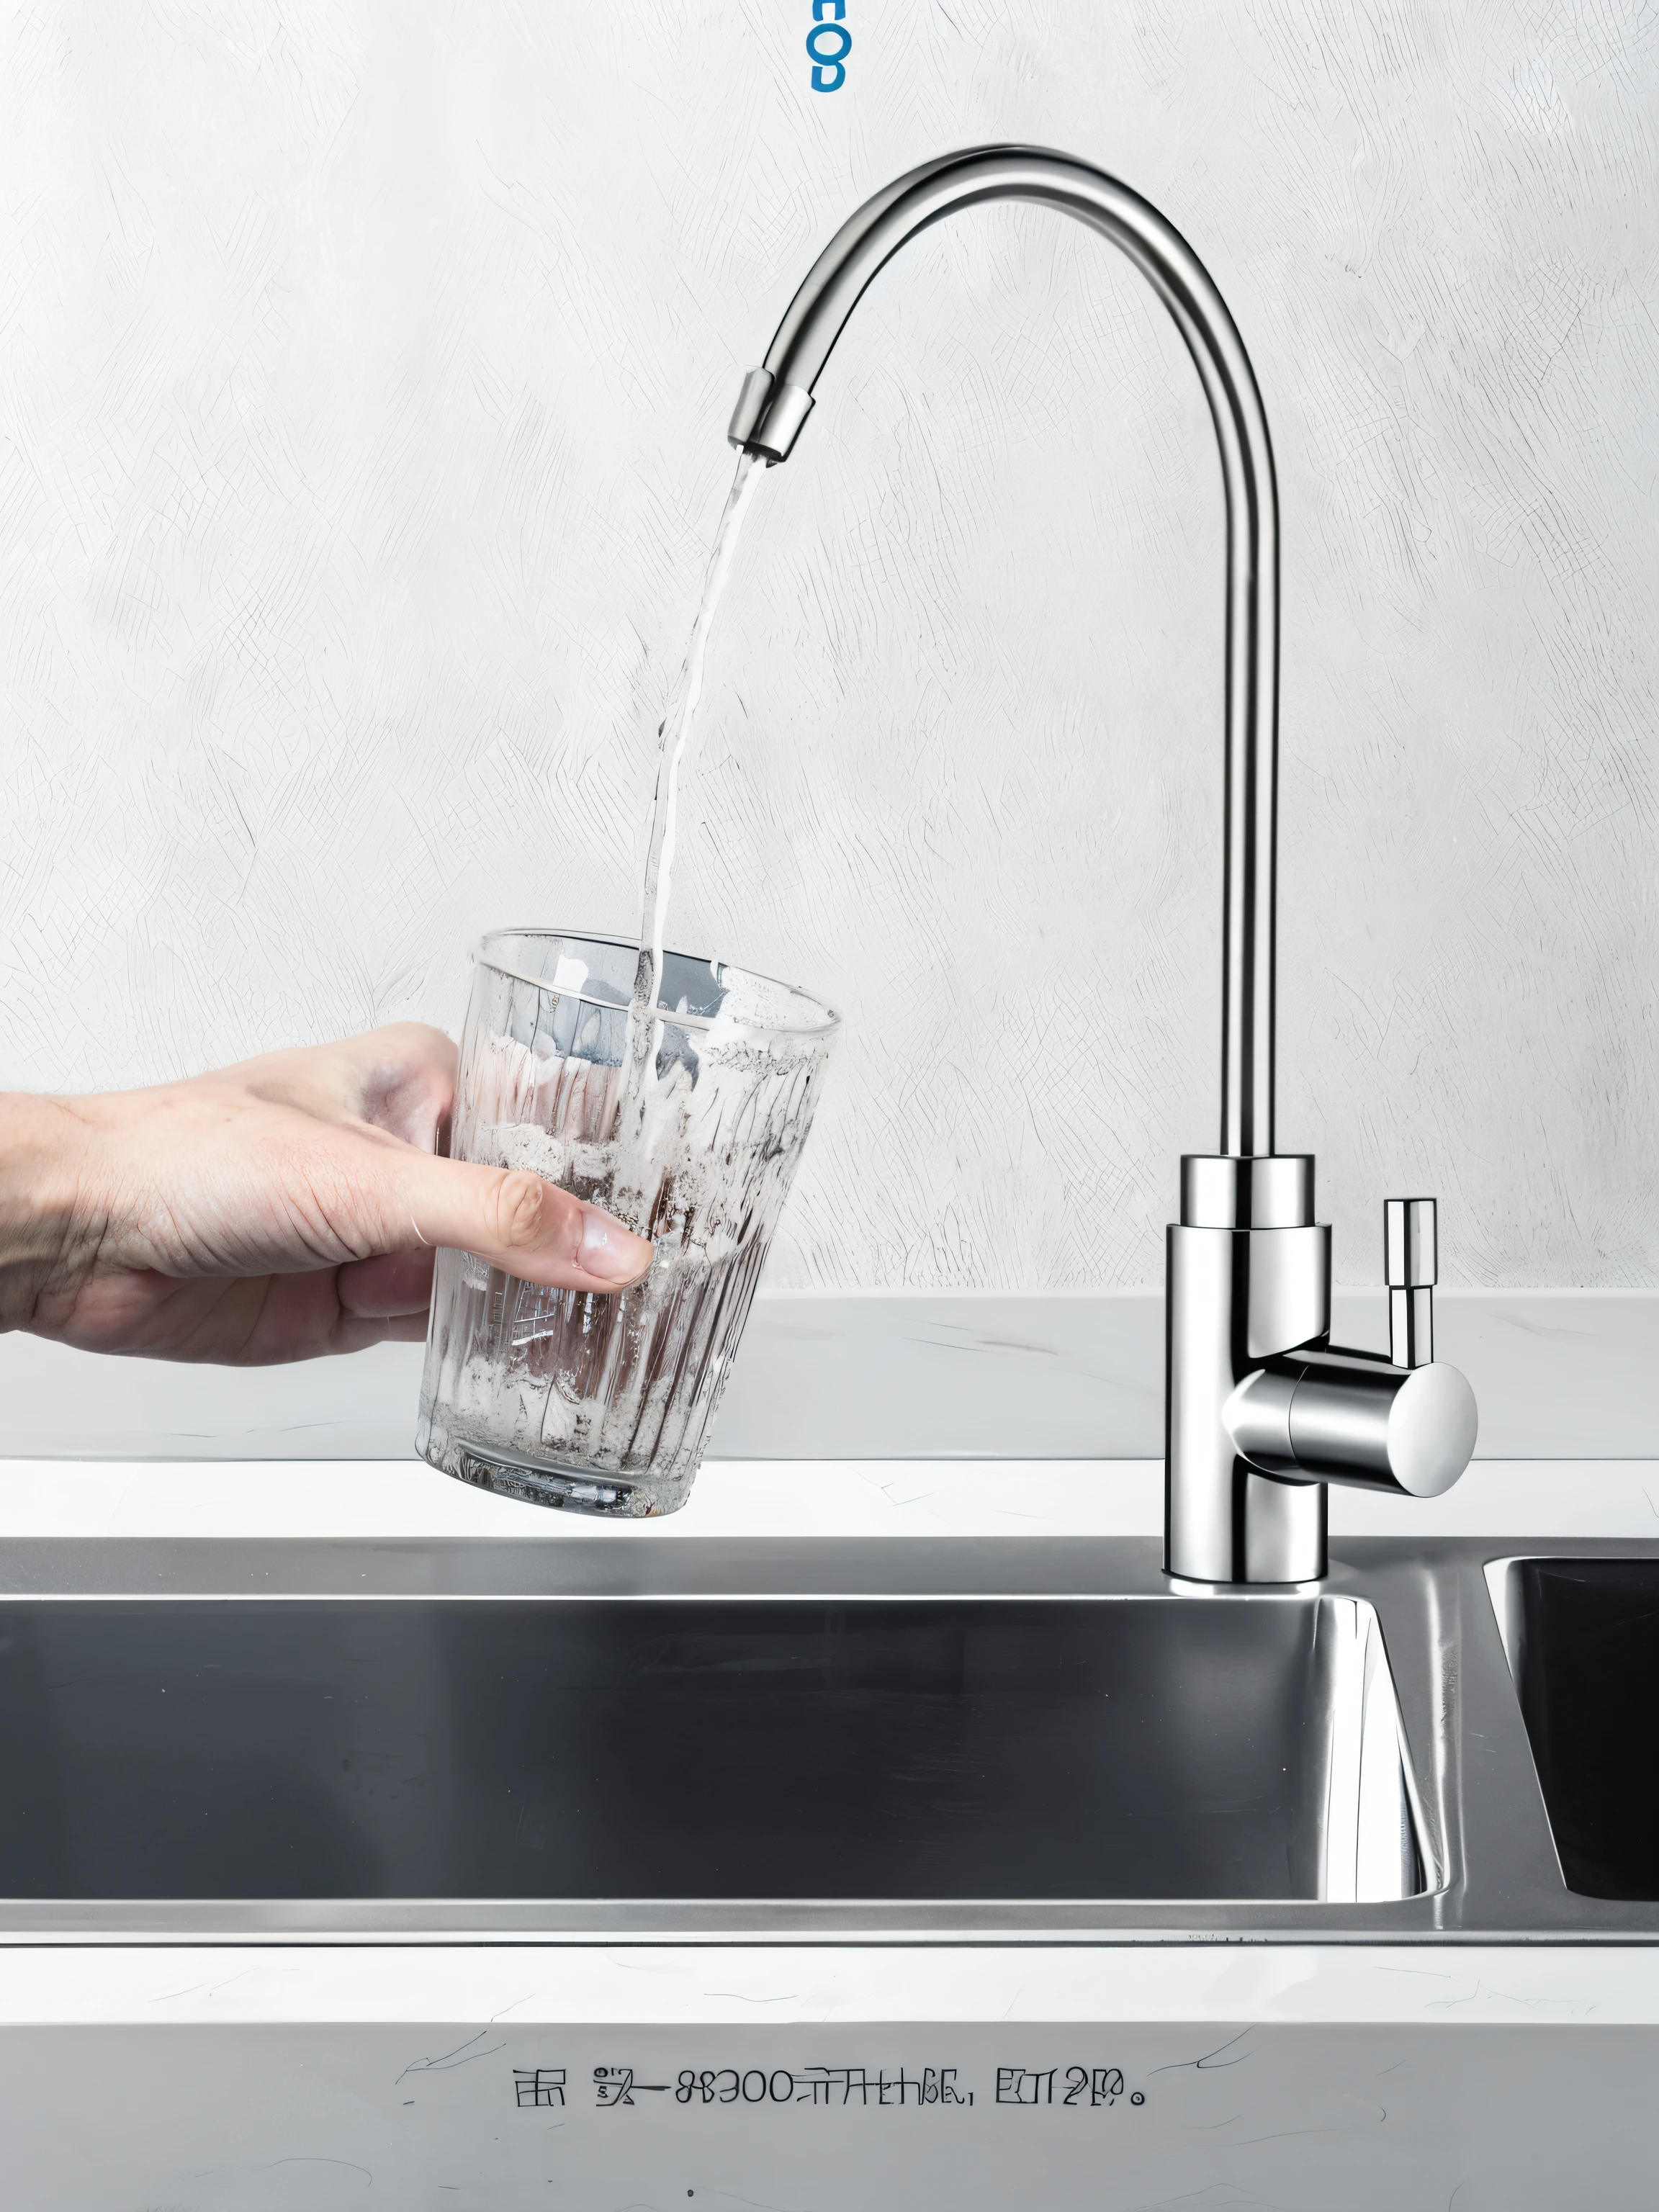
[0,1585,1421,1908]
[1491,1556,1659,1901]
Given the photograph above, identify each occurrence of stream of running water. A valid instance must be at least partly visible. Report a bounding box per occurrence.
[630,448,766,1033]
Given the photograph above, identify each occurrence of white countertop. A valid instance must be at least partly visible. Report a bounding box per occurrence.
[0,1452,1654,1543]
[3,1941,1656,2028]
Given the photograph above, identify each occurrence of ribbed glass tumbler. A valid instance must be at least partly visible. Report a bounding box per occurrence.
[416,929,840,1517]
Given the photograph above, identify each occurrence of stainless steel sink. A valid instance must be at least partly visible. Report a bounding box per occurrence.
[1488,1555,1659,1901]
[1,1533,1657,1940]
[0,1585,1421,1910]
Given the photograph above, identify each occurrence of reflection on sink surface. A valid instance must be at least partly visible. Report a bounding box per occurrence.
[0,1593,1421,1905]
[1491,1557,1659,1901]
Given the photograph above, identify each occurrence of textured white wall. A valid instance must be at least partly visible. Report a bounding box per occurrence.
[4,2,1656,1290]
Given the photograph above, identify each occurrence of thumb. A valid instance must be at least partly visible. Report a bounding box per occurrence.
[373,1146,655,1293]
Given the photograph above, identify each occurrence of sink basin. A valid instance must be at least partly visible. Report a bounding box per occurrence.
[0,1585,1421,1908]
[6,1532,1659,1941]
[1490,1556,1659,1901]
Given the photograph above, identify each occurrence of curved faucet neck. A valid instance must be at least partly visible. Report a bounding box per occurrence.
[729,144,1280,1159]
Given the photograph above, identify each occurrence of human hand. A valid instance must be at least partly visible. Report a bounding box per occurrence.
[0,1024,654,1364]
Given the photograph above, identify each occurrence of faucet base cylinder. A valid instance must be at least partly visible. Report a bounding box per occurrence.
[1164,1205,1331,1585]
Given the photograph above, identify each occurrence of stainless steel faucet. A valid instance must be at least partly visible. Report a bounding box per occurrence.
[729,145,1478,1583]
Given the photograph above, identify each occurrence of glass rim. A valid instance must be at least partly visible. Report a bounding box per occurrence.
[472,926,842,1042]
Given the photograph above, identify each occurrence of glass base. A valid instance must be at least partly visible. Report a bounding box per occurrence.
[417,1416,693,1519]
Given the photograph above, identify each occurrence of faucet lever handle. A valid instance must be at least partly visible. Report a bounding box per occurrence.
[1385,1196,1437,1368]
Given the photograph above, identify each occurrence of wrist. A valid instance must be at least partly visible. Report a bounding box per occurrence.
[0,1093,107,1334]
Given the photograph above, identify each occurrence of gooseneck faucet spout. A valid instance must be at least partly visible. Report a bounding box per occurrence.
[731,145,1478,1583]
[729,145,1278,1159]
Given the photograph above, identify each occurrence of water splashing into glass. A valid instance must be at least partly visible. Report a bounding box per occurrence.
[416,451,840,1518]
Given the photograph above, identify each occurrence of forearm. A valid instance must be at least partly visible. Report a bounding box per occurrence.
[0,1092,104,1335]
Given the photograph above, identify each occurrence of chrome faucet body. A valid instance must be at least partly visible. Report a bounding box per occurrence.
[730,145,1477,1582]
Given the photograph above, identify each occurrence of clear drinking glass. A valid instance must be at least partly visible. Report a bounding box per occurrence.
[415,928,840,1517]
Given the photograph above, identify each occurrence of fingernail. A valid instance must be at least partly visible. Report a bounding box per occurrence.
[579,1206,654,1285]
